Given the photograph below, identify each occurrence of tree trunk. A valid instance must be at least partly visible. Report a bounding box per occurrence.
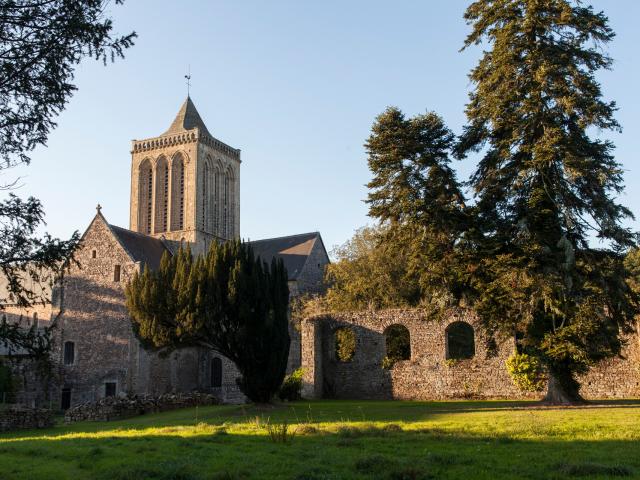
[543,368,585,405]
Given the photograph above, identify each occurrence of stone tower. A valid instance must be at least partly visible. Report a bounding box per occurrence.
[129,97,241,254]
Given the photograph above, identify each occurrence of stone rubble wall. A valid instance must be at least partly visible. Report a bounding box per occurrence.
[0,406,53,432]
[63,392,219,423]
[0,356,56,408]
[302,308,640,401]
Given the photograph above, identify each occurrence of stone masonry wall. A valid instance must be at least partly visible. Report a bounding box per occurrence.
[0,406,53,432]
[54,214,140,406]
[53,214,247,407]
[0,356,55,407]
[302,308,640,401]
[286,237,330,374]
[295,238,330,297]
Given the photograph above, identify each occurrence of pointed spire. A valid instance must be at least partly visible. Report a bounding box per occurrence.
[162,97,211,137]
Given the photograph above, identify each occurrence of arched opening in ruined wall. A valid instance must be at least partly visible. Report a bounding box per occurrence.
[334,327,356,362]
[446,321,475,360]
[384,324,411,363]
[211,357,222,388]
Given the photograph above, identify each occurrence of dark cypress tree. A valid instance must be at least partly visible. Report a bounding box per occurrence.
[125,241,290,403]
[458,0,638,403]
[365,107,468,303]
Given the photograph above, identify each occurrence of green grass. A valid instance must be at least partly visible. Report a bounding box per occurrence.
[1,400,639,479]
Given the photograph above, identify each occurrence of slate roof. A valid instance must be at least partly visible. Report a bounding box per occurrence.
[109,224,170,271]
[249,232,322,281]
[162,96,212,137]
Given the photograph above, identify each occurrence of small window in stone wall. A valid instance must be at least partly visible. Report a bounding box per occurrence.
[446,321,475,360]
[384,324,411,366]
[211,357,222,388]
[32,312,38,328]
[61,387,71,410]
[105,382,116,397]
[334,327,356,362]
[63,341,75,365]
[92,250,97,258]
[114,264,121,282]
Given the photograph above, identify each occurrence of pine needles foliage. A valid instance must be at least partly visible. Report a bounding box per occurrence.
[457,0,638,403]
[315,1,639,404]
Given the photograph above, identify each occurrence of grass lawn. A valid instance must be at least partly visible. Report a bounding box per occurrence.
[0,400,639,480]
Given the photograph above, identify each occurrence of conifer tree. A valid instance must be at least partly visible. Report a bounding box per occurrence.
[365,107,468,302]
[458,0,638,403]
[125,241,290,403]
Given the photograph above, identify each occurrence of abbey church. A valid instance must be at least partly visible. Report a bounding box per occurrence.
[0,98,330,408]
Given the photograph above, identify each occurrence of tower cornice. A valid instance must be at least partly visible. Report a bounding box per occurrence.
[131,129,241,161]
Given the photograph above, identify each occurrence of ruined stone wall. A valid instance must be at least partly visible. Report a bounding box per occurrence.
[580,323,640,398]
[286,238,330,373]
[0,406,53,432]
[0,356,57,407]
[302,309,640,400]
[63,392,219,423]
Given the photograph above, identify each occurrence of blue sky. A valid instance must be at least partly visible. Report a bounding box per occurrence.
[6,0,640,254]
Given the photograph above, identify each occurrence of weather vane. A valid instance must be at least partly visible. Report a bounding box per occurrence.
[185,65,191,97]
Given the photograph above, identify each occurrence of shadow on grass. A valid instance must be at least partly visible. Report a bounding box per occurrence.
[1,418,639,480]
[3,399,640,442]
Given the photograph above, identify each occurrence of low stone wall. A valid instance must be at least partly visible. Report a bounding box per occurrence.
[301,308,640,401]
[0,406,53,432]
[64,392,219,423]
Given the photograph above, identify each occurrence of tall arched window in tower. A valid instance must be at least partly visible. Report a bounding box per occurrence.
[227,167,235,238]
[213,162,221,236]
[222,169,230,239]
[138,159,153,234]
[205,156,215,233]
[154,156,169,233]
[202,159,210,231]
[170,153,185,231]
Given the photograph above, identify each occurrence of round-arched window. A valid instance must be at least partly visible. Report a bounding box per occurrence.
[446,321,475,360]
[334,327,356,362]
[384,324,411,362]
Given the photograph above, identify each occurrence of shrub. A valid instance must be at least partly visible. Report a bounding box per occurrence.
[278,368,305,401]
[505,352,546,392]
[382,356,395,369]
[265,419,296,444]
